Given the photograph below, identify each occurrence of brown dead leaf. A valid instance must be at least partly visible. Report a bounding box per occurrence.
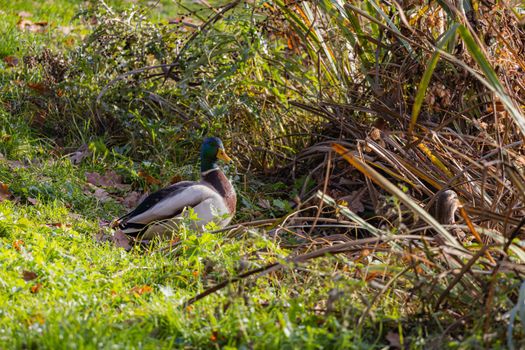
[29,110,47,127]
[401,252,435,268]
[32,21,48,27]
[86,171,126,189]
[30,283,43,294]
[169,237,180,247]
[121,191,142,209]
[0,183,11,202]
[95,231,111,243]
[339,188,366,213]
[45,222,72,228]
[27,82,51,94]
[369,127,381,141]
[129,285,153,296]
[13,240,24,251]
[110,230,132,250]
[210,331,218,342]
[27,197,38,206]
[138,170,161,185]
[364,271,386,282]
[169,174,183,184]
[3,56,19,67]
[64,37,75,47]
[93,187,110,202]
[487,100,506,113]
[22,270,38,281]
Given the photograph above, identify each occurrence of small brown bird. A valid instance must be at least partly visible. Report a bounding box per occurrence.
[434,190,459,226]
[433,189,465,240]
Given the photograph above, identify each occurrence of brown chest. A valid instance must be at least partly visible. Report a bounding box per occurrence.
[203,170,237,214]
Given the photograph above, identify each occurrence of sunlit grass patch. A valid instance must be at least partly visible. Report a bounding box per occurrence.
[1,194,358,348]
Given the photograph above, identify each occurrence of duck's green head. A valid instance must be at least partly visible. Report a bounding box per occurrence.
[200,137,232,172]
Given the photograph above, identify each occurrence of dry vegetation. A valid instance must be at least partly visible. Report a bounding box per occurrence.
[220,1,525,347]
[262,1,525,347]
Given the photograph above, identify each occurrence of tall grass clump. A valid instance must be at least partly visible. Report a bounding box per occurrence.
[236,1,525,347]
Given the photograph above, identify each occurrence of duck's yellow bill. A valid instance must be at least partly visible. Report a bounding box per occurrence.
[217,148,232,163]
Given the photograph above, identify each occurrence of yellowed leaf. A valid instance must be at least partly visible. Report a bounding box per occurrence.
[30,283,43,293]
[129,285,153,296]
[138,170,161,185]
[0,182,11,202]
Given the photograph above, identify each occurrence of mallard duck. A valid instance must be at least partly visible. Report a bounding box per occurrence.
[113,137,236,240]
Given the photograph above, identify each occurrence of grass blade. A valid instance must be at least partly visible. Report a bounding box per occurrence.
[409,24,458,135]
[458,25,525,137]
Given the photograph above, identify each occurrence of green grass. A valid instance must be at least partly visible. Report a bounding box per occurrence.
[0,153,394,348]
[0,206,406,349]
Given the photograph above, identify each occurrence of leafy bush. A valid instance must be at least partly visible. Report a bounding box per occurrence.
[5,2,320,170]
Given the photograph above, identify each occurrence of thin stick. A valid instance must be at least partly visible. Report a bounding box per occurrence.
[307,152,332,235]
[435,245,489,309]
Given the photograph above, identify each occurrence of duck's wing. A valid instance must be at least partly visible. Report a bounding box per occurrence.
[116,181,217,237]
